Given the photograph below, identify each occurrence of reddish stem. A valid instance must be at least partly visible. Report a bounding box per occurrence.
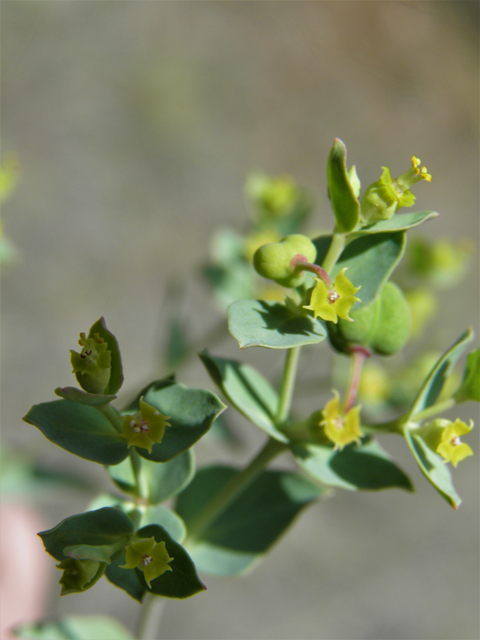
[343,346,370,413]
[290,254,332,288]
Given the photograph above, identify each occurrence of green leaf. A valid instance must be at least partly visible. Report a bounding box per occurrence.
[108,449,195,503]
[135,525,206,598]
[327,138,360,233]
[137,505,187,543]
[87,318,124,395]
[54,386,117,406]
[354,211,438,235]
[23,400,129,465]
[39,508,134,562]
[314,231,406,307]
[176,466,323,576]
[454,347,480,403]
[227,299,327,349]
[13,616,134,640]
[199,352,287,443]
[291,438,413,491]
[105,552,146,602]
[124,380,226,463]
[408,328,474,418]
[404,428,461,509]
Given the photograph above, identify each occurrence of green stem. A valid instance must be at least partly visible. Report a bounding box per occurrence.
[321,232,346,274]
[185,437,286,542]
[135,593,166,640]
[130,448,149,500]
[276,346,301,425]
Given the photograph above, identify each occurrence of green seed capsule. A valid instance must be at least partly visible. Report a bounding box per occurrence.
[330,281,411,356]
[370,281,411,355]
[253,234,317,288]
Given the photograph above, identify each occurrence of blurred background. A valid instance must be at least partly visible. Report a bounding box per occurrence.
[1,2,479,639]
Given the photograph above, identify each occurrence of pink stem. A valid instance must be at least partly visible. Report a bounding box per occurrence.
[290,254,332,288]
[343,346,370,413]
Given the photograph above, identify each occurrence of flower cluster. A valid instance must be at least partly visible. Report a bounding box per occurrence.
[418,418,474,467]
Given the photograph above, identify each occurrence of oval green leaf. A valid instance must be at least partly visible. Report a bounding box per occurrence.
[291,438,413,492]
[87,317,124,396]
[108,449,195,504]
[199,351,287,443]
[39,507,134,562]
[176,466,323,576]
[23,400,129,465]
[228,299,327,349]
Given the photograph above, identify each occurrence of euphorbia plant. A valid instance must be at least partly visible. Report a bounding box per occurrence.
[16,139,478,640]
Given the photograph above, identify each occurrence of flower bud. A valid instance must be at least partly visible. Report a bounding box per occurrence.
[57,558,106,595]
[253,234,317,288]
[70,332,112,394]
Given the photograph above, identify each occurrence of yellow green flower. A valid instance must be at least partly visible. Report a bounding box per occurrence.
[361,156,432,223]
[304,268,360,324]
[321,391,363,450]
[122,397,170,454]
[121,537,173,587]
[417,418,474,467]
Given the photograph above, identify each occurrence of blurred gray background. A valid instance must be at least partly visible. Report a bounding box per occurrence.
[2,2,479,639]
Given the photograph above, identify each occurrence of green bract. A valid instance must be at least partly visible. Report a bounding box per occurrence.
[253,234,316,287]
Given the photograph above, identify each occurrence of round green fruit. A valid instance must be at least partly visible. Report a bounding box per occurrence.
[331,281,411,356]
[253,234,317,288]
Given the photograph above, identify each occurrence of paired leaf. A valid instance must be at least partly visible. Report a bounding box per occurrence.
[354,211,438,235]
[39,507,134,562]
[200,352,288,443]
[227,299,327,349]
[291,438,413,492]
[314,231,406,307]
[454,347,480,403]
[124,380,225,462]
[135,525,205,598]
[408,328,474,419]
[23,400,128,465]
[108,449,195,503]
[13,616,134,640]
[404,428,461,509]
[176,466,323,576]
[327,138,360,233]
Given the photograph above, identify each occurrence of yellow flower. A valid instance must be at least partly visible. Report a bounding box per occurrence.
[121,537,173,588]
[436,419,474,467]
[122,397,170,454]
[321,391,363,450]
[416,418,474,468]
[304,268,360,324]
